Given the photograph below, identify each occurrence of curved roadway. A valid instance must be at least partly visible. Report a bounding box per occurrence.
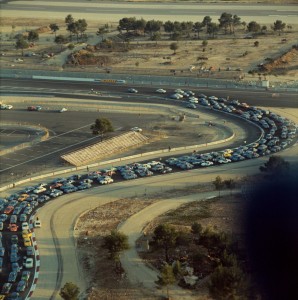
[1,80,298,299]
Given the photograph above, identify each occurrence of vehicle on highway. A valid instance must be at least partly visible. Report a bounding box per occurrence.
[0,104,13,110]
[59,107,68,113]
[127,88,138,93]
[155,88,166,94]
[186,103,196,109]
[27,105,42,111]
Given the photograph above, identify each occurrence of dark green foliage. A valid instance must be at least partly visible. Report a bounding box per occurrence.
[90,118,114,135]
[152,224,178,262]
[156,264,176,299]
[27,31,39,43]
[209,264,249,300]
[259,156,289,175]
[15,37,29,56]
[59,282,80,300]
[102,230,129,261]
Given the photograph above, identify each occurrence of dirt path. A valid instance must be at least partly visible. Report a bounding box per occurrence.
[118,191,234,299]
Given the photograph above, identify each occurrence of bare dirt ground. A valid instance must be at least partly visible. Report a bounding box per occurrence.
[75,181,248,299]
[1,16,297,87]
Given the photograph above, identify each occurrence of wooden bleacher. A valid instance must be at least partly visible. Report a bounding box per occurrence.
[61,131,149,166]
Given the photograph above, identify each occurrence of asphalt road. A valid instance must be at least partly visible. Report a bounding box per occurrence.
[2,1,298,24]
[2,78,298,108]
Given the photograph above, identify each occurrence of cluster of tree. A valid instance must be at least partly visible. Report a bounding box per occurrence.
[65,14,88,42]
[117,14,288,40]
[213,176,236,197]
[151,223,253,299]
[90,117,114,137]
[14,30,39,56]
[59,282,80,300]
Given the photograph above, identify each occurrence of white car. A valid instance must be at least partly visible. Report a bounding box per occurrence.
[98,176,114,185]
[59,107,68,113]
[170,93,183,100]
[131,127,142,132]
[33,187,46,194]
[127,88,138,93]
[0,104,13,110]
[156,88,166,94]
[24,258,34,268]
[34,220,41,228]
[22,222,29,231]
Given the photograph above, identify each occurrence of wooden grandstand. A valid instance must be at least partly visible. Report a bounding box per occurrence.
[61,131,149,167]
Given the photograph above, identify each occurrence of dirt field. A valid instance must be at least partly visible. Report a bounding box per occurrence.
[1,15,297,87]
[75,181,250,299]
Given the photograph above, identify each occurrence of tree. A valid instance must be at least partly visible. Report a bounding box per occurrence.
[59,282,80,300]
[134,18,146,35]
[15,37,29,56]
[191,222,202,235]
[213,176,224,197]
[254,40,259,47]
[54,34,66,50]
[164,20,175,34]
[193,22,204,39]
[202,39,208,47]
[90,118,114,137]
[247,21,261,33]
[65,14,74,25]
[49,23,59,37]
[181,21,193,37]
[145,20,162,38]
[76,19,88,41]
[27,31,39,43]
[96,26,108,40]
[259,156,289,175]
[102,230,129,261]
[209,264,248,300]
[224,179,236,195]
[170,42,178,54]
[273,19,286,35]
[202,16,212,33]
[152,224,177,263]
[218,12,233,34]
[155,264,176,299]
[65,14,74,38]
[118,17,136,33]
[207,22,219,38]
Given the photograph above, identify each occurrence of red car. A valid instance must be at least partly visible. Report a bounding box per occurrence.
[8,224,18,232]
[4,206,14,215]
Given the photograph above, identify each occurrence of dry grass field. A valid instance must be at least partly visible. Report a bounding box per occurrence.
[1,14,297,87]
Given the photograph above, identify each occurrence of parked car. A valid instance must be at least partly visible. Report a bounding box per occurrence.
[34,220,41,228]
[131,127,142,132]
[26,246,34,256]
[8,271,18,283]
[16,280,27,292]
[22,222,29,230]
[24,258,34,268]
[1,283,12,294]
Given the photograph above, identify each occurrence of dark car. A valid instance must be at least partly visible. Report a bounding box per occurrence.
[8,271,18,283]
[11,235,18,244]
[16,280,26,292]
[26,246,34,256]
[12,262,22,273]
[21,270,31,283]
[1,283,12,294]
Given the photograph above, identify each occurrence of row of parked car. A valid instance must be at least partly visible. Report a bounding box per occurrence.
[0,95,297,299]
